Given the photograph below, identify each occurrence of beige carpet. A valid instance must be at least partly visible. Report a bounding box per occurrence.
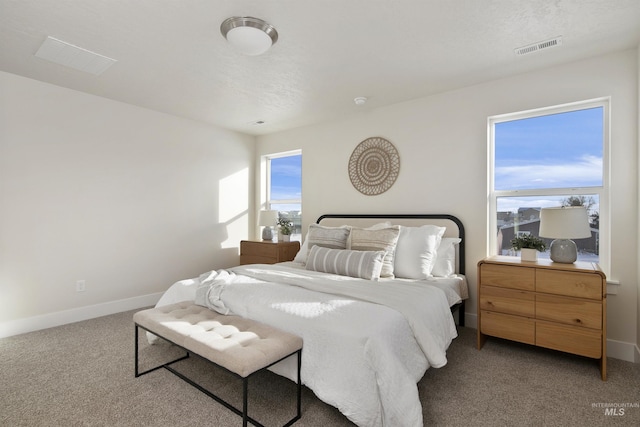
[1,308,638,426]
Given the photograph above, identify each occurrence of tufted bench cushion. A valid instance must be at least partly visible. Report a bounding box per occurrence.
[134,301,303,378]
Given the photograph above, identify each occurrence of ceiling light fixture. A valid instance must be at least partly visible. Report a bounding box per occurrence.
[220,17,278,56]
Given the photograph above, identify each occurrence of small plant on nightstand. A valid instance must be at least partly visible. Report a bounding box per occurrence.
[278,217,293,241]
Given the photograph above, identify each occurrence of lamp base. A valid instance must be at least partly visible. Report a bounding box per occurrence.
[262,226,274,241]
[549,239,578,263]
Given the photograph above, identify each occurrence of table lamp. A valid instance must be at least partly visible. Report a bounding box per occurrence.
[539,206,591,263]
[258,210,278,241]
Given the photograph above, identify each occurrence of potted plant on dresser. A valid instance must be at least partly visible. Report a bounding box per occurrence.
[511,234,547,261]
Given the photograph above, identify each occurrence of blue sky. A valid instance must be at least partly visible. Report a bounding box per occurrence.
[495,107,603,214]
[495,107,603,191]
[270,154,302,209]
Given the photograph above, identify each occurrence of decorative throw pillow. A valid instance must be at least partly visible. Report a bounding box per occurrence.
[431,237,461,277]
[345,221,392,247]
[394,225,446,279]
[296,222,390,264]
[306,224,350,250]
[305,246,386,280]
[349,226,400,278]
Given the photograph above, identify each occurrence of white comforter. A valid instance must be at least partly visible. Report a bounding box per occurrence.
[155,263,458,427]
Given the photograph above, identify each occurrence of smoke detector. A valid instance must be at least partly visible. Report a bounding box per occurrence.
[354,97,367,106]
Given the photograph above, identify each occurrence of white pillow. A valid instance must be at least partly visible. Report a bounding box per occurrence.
[394,225,446,279]
[293,231,310,263]
[305,246,386,280]
[431,237,461,277]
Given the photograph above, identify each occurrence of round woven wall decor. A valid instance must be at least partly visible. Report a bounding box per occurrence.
[348,137,400,195]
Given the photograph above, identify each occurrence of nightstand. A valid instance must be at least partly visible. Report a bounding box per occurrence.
[240,240,300,265]
[477,255,607,380]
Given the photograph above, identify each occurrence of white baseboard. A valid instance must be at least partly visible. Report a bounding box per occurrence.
[0,292,163,339]
[464,313,638,363]
[607,338,640,363]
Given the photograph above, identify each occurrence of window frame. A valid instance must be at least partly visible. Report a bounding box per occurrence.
[260,149,302,237]
[487,98,610,272]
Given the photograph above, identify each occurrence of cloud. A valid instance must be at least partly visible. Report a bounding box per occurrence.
[496,155,602,189]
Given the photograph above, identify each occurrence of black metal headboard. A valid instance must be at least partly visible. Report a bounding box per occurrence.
[316,213,465,275]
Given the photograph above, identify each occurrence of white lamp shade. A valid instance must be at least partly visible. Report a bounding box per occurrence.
[258,210,278,226]
[539,206,591,239]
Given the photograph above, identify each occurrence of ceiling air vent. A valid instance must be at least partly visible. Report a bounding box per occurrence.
[515,36,563,56]
[35,36,117,75]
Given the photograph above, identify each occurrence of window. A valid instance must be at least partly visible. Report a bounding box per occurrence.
[488,99,609,267]
[264,150,302,239]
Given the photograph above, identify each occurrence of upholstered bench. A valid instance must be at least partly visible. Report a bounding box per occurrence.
[134,301,303,427]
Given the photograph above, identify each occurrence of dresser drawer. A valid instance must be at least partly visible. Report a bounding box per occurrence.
[480,311,535,345]
[536,321,602,358]
[536,294,602,330]
[480,285,535,317]
[536,269,602,300]
[480,264,535,291]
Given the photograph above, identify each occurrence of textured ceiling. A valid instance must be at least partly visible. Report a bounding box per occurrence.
[1,0,639,136]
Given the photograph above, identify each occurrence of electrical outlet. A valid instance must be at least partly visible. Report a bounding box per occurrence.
[76,280,86,292]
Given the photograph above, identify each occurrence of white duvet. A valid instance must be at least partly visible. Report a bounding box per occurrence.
[155,263,458,427]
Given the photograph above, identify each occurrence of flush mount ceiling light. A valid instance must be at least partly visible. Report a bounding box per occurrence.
[220,16,278,56]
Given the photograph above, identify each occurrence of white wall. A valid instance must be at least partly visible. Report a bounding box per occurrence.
[257,49,639,359]
[0,71,255,334]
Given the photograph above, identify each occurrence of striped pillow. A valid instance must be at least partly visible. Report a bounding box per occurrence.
[349,226,400,278]
[305,246,386,280]
[306,224,350,250]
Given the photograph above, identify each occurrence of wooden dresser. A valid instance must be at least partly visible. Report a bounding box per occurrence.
[477,255,607,380]
[240,240,300,265]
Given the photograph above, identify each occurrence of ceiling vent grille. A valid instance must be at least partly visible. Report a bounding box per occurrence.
[515,36,563,56]
[35,36,117,75]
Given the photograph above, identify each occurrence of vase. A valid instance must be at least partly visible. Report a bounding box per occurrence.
[281,234,291,242]
[520,248,538,262]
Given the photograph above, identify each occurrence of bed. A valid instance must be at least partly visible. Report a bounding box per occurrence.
[154,213,468,427]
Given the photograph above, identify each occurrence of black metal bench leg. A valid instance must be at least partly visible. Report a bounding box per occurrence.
[297,350,302,418]
[243,377,249,427]
[134,323,189,377]
[135,323,140,377]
